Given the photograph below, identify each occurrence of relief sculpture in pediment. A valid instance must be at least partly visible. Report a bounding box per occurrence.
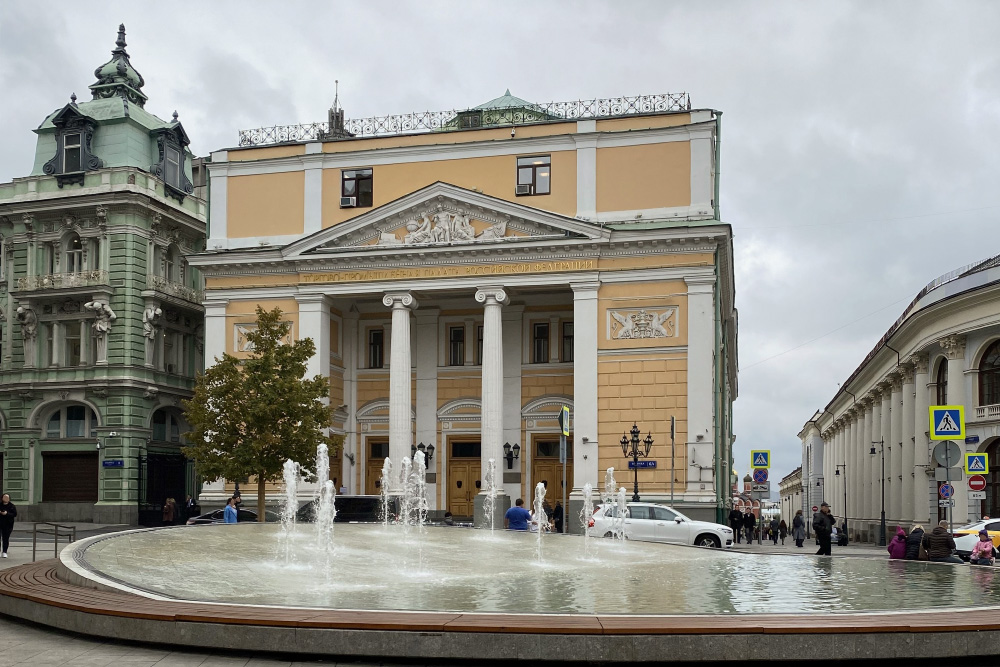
[377,210,508,246]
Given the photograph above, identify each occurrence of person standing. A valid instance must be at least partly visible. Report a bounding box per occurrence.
[813,502,835,556]
[728,506,743,544]
[922,520,963,563]
[792,510,806,548]
[162,497,175,526]
[503,498,532,531]
[743,511,756,545]
[778,519,788,545]
[553,501,564,534]
[223,497,238,524]
[184,495,196,522]
[0,494,16,558]
[769,516,780,545]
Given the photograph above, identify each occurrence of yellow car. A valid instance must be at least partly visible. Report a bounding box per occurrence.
[953,519,1000,560]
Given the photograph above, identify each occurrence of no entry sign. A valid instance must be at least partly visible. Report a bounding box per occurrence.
[969,475,987,492]
[812,506,818,512]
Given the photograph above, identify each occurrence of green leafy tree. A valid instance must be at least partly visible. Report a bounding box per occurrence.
[183,306,337,521]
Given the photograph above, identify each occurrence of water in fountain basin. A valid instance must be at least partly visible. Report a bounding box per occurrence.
[380,458,393,526]
[483,458,498,531]
[533,481,547,561]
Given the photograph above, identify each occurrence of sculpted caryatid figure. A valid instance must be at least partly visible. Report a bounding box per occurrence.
[142,305,163,366]
[85,301,116,363]
[15,306,37,366]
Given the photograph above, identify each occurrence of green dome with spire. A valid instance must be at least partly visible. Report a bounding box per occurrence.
[89,24,147,107]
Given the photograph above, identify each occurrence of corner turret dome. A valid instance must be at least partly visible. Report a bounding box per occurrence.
[89,24,147,108]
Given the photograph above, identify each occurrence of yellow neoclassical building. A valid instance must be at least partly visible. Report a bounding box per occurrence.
[189,92,737,528]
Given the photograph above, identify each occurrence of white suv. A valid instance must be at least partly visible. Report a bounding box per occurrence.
[588,502,733,549]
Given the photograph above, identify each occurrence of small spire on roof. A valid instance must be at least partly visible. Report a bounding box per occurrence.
[333,79,340,111]
[504,88,511,96]
[172,110,179,121]
[70,93,77,105]
[115,24,127,52]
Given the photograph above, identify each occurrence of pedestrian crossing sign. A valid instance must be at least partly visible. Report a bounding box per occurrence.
[751,450,770,469]
[929,405,965,440]
[965,453,989,475]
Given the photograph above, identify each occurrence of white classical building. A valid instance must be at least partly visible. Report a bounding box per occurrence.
[799,255,1000,542]
[778,466,803,528]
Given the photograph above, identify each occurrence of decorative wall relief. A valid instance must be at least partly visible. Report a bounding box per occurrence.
[234,322,293,352]
[607,307,677,340]
[376,209,508,246]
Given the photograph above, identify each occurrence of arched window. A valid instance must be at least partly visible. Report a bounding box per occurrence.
[64,233,84,273]
[936,360,948,405]
[151,409,184,443]
[980,341,1000,407]
[45,405,98,438]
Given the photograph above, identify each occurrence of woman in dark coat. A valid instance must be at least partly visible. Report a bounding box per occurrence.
[792,510,806,548]
[905,524,925,560]
[743,511,756,544]
[778,519,788,545]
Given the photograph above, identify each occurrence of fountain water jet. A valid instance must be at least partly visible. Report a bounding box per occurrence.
[613,486,628,543]
[380,458,393,526]
[483,458,498,531]
[580,482,595,557]
[533,481,546,561]
[279,459,299,563]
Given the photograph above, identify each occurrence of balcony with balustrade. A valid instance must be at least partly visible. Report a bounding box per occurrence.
[974,404,1000,422]
[12,270,112,301]
[147,275,203,305]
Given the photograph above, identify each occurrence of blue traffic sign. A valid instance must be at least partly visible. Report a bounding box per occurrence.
[750,450,770,469]
[753,468,769,483]
[939,483,954,499]
[930,406,965,440]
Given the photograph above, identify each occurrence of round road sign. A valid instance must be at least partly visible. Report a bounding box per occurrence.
[933,441,963,468]
[812,505,818,512]
[939,483,954,499]
[970,475,987,492]
[753,468,768,483]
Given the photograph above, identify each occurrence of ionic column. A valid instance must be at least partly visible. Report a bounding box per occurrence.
[863,397,876,530]
[942,335,968,523]
[912,354,931,524]
[900,363,916,524]
[475,287,507,487]
[849,413,859,532]
[383,292,418,467]
[889,373,903,524]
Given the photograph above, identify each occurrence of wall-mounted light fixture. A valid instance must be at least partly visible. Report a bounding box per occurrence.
[503,441,520,470]
[345,452,356,466]
[411,442,435,466]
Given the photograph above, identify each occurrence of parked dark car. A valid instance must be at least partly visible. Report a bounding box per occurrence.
[185,508,280,525]
[296,495,398,523]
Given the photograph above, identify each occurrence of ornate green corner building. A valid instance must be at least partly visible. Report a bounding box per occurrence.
[0,26,207,524]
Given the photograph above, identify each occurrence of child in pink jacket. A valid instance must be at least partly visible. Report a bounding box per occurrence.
[887,527,907,559]
[970,530,995,566]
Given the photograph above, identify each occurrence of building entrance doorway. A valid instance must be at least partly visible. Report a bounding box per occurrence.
[982,438,1000,519]
[447,440,481,518]
[365,439,388,495]
[531,436,572,507]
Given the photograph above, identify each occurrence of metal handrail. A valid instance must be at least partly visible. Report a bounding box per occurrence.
[31,522,77,562]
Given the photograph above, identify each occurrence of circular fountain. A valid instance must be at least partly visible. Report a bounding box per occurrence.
[6,450,1000,663]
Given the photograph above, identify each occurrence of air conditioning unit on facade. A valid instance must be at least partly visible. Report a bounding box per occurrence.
[515,184,531,195]
[340,196,357,208]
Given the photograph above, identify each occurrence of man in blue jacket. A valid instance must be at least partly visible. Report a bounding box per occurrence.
[503,498,531,530]
[223,497,238,524]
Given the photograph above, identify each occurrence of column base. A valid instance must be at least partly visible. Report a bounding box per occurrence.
[473,493,510,530]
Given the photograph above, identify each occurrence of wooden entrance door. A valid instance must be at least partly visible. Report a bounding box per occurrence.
[531,438,573,506]
[365,439,389,495]
[447,440,481,518]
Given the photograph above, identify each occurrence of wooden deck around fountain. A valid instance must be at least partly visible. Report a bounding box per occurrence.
[2,560,1000,661]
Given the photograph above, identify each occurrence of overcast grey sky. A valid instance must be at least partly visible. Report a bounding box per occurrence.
[2,2,998,487]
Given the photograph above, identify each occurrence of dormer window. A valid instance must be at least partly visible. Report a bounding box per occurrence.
[63,133,82,172]
[165,146,181,188]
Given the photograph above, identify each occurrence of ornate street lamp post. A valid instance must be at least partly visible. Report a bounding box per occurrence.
[620,423,654,502]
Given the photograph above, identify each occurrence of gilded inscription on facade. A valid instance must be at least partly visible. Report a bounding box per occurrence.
[300,260,597,284]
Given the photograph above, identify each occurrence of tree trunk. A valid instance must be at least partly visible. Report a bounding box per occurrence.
[257,474,266,522]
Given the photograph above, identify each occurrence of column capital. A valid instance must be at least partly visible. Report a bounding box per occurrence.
[474,287,507,306]
[296,293,330,310]
[888,370,904,391]
[939,334,966,360]
[383,292,418,310]
[570,281,601,295]
[909,352,929,374]
[684,275,716,294]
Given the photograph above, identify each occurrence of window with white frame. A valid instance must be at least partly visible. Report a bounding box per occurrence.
[46,405,98,439]
[448,326,465,366]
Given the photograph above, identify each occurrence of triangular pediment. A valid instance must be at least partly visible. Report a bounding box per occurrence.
[283,182,606,257]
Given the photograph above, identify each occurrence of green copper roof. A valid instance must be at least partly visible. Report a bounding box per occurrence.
[472,89,539,111]
[89,24,147,108]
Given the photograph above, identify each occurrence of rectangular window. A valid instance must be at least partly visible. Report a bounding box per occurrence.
[476,325,484,365]
[165,146,181,187]
[152,410,167,441]
[44,324,55,367]
[448,326,465,366]
[342,169,373,207]
[370,441,389,459]
[516,155,551,196]
[63,133,82,172]
[532,322,549,364]
[368,329,384,369]
[562,321,574,363]
[65,405,86,438]
[65,323,81,366]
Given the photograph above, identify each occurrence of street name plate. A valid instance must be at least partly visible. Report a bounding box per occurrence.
[938,499,955,507]
[970,491,987,500]
[934,467,963,482]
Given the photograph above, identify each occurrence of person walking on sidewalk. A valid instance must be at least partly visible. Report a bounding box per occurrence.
[778,519,788,545]
[729,506,743,544]
[813,502,835,556]
[743,511,756,544]
[769,516,780,545]
[0,494,15,558]
[792,510,806,548]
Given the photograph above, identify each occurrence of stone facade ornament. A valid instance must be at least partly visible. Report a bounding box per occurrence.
[377,209,509,246]
[85,300,116,364]
[608,307,677,340]
[939,335,967,360]
[909,353,930,375]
